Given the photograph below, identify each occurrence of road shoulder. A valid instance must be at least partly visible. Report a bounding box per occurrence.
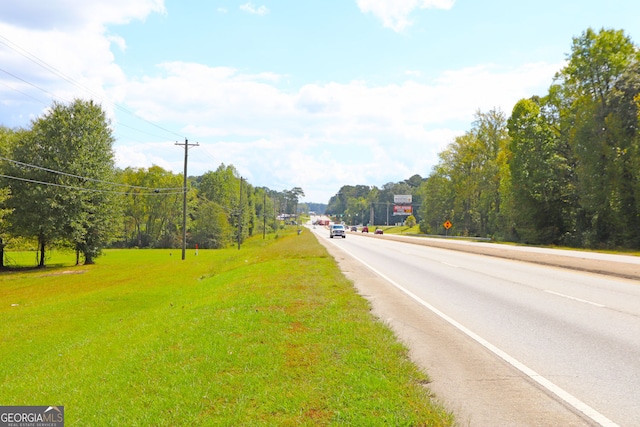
[372,233,640,281]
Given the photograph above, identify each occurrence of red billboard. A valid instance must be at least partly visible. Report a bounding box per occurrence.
[393,205,413,215]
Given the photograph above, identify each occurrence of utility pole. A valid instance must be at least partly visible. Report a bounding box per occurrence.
[263,190,267,240]
[386,201,389,226]
[175,138,199,260]
[237,177,243,250]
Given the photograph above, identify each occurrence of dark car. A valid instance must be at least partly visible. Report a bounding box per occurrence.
[374,228,383,235]
[361,226,369,233]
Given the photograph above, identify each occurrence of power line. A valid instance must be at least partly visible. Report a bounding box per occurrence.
[0,173,184,196]
[0,155,180,192]
[0,34,184,140]
[0,66,72,104]
[115,121,177,142]
[0,35,222,198]
[0,64,170,142]
[0,78,47,104]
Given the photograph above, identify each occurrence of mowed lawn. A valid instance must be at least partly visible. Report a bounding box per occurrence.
[0,230,453,426]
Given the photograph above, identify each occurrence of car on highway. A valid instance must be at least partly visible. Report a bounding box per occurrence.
[374,228,384,235]
[350,226,357,232]
[361,226,369,233]
[329,224,346,238]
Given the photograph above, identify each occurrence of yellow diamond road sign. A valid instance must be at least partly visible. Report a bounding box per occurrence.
[443,220,452,230]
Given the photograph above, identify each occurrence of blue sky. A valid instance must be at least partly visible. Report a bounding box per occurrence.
[1,0,639,202]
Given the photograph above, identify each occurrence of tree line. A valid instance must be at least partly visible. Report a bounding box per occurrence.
[326,175,425,227]
[0,99,304,267]
[329,28,640,249]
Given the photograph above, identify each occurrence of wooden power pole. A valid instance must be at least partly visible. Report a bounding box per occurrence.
[175,138,199,260]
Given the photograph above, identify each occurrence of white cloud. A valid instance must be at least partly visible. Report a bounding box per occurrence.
[356,0,455,32]
[240,3,269,16]
[0,0,164,126]
[0,0,562,202]
[113,60,559,201]
[0,0,165,31]
[405,70,422,77]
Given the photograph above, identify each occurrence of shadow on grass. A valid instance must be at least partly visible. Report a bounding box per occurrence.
[0,263,82,274]
[1,250,81,273]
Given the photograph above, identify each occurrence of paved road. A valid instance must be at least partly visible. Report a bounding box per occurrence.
[310,226,640,426]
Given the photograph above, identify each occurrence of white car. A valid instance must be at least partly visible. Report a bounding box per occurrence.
[329,224,346,238]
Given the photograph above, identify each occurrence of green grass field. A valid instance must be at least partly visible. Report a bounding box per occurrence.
[0,230,453,426]
[377,225,422,235]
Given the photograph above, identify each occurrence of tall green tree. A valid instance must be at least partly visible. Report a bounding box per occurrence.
[366,187,379,225]
[0,185,12,269]
[118,166,183,248]
[604,62,640,245]
[433,109,508,236]
[198,164,238,210]
[346,196,369,225]
[253,187,277,236]
[507,97,571,243]
[190,198,233,248]
[196,164,254,248]
[473,109,510,236]
[5,99,118,266]
[418,165,454,234]
[0,127,18,268]
[284,187,305,217]
[555,27,640,246]
[327,185,370,221]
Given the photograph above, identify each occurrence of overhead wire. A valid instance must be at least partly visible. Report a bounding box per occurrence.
[0,155,180,191]
[0,34,219,195]
[0,78,47,105]
[115,121,178,142]
[0,173,184,196]
[0,34,184,140]
[0,66,73,105]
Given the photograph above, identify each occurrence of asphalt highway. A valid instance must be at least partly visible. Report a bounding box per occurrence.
[310,225,640,426]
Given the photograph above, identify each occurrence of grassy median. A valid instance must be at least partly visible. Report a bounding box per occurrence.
[0,230,453,426]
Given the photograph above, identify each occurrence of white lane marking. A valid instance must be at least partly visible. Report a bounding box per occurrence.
[441,261,459,268]
[333,242,619,427]
[544,290,606,308]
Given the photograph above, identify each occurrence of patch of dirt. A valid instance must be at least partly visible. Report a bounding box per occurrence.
[39,270,88,277]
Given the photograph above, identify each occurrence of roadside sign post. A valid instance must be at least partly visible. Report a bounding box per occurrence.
[443,220,452,237]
